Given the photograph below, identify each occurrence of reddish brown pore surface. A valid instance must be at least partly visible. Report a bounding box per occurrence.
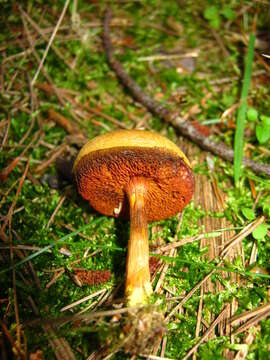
[74,147,194,221]
[74,269,111,285]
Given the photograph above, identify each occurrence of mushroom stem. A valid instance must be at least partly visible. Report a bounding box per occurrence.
[125,177,152,306]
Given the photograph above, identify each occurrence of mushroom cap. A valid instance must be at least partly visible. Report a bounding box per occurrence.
[73,129,194,221]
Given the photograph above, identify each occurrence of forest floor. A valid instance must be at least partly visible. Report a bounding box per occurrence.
[1,1,270,359]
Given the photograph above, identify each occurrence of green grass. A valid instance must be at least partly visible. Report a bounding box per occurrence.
[233,33,255,185]
[1,1,270,359]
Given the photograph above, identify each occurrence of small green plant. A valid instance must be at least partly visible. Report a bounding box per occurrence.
[246,106,270,144]
[203,5,236,29]
[252,223,269,241]
[256,115,270,144]
[246,107,258,122]
[242,208,256,221]
[204,6,221,29]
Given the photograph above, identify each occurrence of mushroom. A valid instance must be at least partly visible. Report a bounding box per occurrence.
[73,129,194,307]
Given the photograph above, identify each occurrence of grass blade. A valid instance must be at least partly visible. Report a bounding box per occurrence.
[234,33,255,184]
[1,223,92,274]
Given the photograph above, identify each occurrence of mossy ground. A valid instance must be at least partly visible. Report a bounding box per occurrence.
[1,1,270,359]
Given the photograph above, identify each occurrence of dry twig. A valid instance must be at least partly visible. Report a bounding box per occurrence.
[20,7,74,71]
[34,143,67,173]
[182,307,227,360]
[46,195,66,229]
[30,0,70,86]
[230,302,270,327]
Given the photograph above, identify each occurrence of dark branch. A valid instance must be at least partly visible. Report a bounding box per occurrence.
[103,9,270,178]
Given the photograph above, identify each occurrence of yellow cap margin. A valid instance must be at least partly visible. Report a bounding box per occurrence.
[73,129,191,170]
